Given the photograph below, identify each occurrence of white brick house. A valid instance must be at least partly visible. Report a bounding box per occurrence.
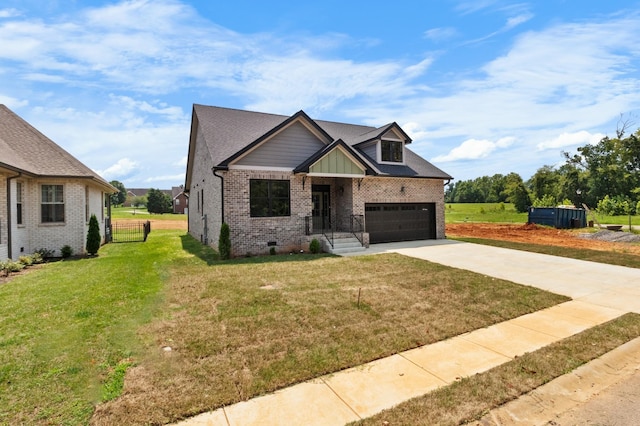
[0,105,116,260]
[184,105,452,256]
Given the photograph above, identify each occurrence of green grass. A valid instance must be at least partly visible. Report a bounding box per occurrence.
[90,237,568,425]
[445,202,640,227]
[0,230,186,425]
[445,203,528,223]
[453,237,640,269]
[110,206,187,221]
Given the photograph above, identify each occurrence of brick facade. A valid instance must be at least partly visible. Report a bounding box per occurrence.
[0,173,109,260]
[189,168,446,257]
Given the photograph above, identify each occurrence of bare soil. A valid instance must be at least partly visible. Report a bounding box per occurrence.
[446,223,640,256]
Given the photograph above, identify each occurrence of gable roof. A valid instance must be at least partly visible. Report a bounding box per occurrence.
[0,105,116,192]
[186,104,452,185]
[294,139,375,175]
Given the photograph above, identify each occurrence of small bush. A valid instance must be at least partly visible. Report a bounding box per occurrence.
[61,245,73,259]
[31,252,44,264]
[309,238,321,254]
[18,255,33,267]
[1,260,24,276]
[269,247,276,255]
[86,214,101,255]
[218,223,231,260]
[34,248,55,260]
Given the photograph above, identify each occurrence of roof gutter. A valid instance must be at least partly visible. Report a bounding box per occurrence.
[6,172,21,259]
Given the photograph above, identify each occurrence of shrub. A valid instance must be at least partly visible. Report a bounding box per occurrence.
[1,260,24,276]
[269,247,276,255]
[61,245,73,259]
[34,248,55,260]
[218,223,231,260]
[597,195,634,216]
[532,194,556,207]
[86,214,101,255]
[18,255,33,267]
[30,252,44,264]
[309,238,321,254]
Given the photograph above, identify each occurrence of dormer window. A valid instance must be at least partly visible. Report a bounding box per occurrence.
[381,140,403,163]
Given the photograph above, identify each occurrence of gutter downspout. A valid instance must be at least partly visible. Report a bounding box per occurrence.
[6,172,21,259]
[212,168,225,224]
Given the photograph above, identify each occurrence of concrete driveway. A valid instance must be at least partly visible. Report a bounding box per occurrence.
[352,239,640,314]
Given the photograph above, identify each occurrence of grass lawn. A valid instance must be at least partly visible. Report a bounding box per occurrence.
[0,230,186,425]
[445,203,640,226]
[445,203,528,223]
[110,206,188,221]
[4,227,637,425]
[1,228,569,425]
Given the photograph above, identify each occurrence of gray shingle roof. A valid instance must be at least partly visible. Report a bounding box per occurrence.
[0,105,115,191]
[189,104,452,181]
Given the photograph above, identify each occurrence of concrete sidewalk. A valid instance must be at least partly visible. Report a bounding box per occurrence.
[175,300,624,426]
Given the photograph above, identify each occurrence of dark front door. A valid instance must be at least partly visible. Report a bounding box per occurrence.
[312,185,331,231]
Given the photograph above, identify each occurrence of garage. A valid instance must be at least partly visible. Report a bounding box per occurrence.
[365,203,436,243]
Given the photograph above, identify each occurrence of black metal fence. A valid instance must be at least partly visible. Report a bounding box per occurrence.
[107,220,151,243]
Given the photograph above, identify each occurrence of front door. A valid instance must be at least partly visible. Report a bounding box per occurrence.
[311,185,331,232]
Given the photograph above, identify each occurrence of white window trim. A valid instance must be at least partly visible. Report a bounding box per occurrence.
[377,139,406,165]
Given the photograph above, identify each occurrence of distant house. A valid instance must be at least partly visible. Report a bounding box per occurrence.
[172,185,188,214]
[184,105,452,256]
[124,188,172,207]
[0,105,116,260]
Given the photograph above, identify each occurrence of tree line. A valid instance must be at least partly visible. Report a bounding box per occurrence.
[446,127,640,215]
[108,181,173,214]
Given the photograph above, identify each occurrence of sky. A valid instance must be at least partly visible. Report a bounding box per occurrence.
[1,0,640,189]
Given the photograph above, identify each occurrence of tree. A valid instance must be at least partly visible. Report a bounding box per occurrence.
[503,173,531,213]
[218,223,231,260]
[109,180,126,206]
[146,188,172,214]
[86,214,101,255]
[564,128,640,209]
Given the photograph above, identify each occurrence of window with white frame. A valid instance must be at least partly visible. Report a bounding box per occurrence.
[16,182,23,225]
[41,184,65,223]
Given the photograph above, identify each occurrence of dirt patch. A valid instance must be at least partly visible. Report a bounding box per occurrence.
[446,223,640,256]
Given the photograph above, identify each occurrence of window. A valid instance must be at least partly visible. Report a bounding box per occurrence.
[250,179,290,217]
[41,184,65,223]
[16,182,23,225]
[381,140,403,163]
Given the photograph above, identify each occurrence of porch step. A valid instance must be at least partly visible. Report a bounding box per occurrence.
[326,236,366,255]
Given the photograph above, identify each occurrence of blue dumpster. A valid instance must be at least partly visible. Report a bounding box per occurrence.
[527,207,586,229]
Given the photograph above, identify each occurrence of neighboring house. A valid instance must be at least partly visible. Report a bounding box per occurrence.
[184,105,452,256]
[0,105,116,260]
[172,185,188,214]
[124,188,172,207]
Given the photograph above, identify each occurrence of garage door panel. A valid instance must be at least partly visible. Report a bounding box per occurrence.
[365,203,436,243]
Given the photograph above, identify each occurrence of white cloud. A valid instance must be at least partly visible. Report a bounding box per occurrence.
[99,158,138,180]
[537,131,605,151]
[424,27,458,42]
[0,8,20,18]
[175,156,187,167]
[0,95,28,108]
[431,137,515,162]
[145,173,185,183]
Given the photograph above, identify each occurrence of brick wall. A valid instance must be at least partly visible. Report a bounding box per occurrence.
[224,170,310,256]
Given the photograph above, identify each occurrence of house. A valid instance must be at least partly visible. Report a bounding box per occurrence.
[0,105,116,260]
[184,104,452,256]
[124,188,173,208]
[172,185,188,214]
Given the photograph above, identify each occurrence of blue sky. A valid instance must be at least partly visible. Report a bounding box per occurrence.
[2,0,640,189]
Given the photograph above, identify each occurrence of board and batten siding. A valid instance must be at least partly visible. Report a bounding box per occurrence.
[233,121,325,168]
[310,148,365,175]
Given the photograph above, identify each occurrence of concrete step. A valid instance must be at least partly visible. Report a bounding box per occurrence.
[327,236,365,255]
